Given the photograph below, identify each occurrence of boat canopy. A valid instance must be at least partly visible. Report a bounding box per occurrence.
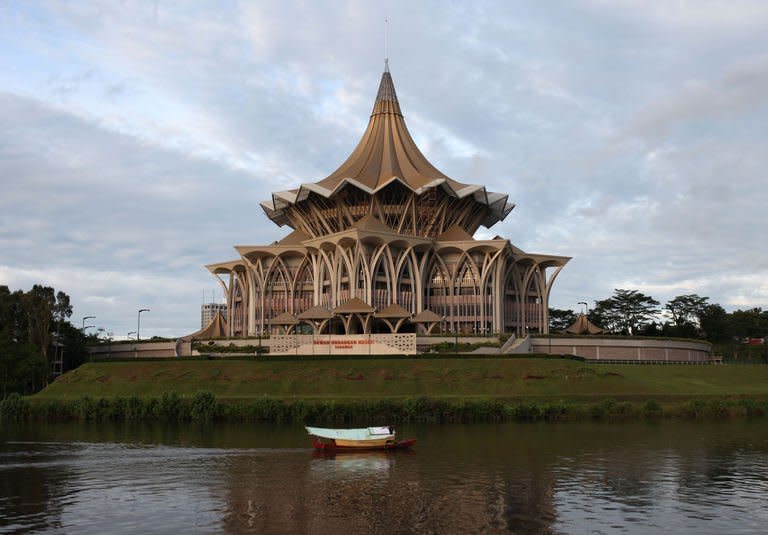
[305,426,394,441]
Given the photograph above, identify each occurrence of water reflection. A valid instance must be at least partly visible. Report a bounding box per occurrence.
[2,421,768,534]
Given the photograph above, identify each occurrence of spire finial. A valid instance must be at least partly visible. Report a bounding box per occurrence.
[384,18,389,72]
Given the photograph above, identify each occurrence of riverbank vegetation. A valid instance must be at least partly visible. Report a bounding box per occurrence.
[3,391,768,425]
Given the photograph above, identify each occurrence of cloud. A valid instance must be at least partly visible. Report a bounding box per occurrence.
[582,0,768,31]
[617,53,768,142]
[1,0,767,338]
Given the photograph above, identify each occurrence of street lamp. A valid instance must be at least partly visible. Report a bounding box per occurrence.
[82,316,95,330]
[127,331,136,340]
[578,301,588,315]
[137,309,150,341]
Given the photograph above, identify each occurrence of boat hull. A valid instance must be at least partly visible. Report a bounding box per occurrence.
[311,437,416,452]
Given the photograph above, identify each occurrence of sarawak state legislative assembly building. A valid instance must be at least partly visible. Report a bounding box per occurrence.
[206,65,569,338]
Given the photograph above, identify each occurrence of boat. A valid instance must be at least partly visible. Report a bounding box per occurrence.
[305,426,416,451]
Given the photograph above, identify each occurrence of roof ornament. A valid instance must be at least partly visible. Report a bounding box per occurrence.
[384,17,389,72]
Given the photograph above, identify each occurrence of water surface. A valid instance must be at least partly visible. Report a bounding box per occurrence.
[2,421,767,534]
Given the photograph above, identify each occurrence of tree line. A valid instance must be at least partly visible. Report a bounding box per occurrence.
[550,289,768,345]
[0,285,89,397]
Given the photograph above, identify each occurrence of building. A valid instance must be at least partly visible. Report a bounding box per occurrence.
[206,64,569,337]
[201,302,227,329]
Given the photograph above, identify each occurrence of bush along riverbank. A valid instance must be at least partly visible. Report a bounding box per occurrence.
[3,393,768,425]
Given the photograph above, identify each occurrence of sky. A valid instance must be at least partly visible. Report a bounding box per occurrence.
[1,1,767,339]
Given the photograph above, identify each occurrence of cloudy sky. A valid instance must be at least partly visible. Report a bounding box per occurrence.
[1,1,767,338]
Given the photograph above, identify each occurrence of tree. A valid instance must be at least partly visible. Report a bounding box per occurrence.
[665,294,709,334]
[549,308,577,332]
[590,289,660,335]
[699,303,730,343]
[22,285,56,372]
[729,308,768,339]
[0,286,45,396]
[1,285,79,396]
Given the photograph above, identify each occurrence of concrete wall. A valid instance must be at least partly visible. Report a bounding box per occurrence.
[89,341,187,359]
[530,336,714,362]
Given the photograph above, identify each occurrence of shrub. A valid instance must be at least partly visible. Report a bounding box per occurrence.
[0,393,30,423]
[682,399,707,419]
[71,396,91,420]
[613,401,637,418]
[643,400,663,418]
[590,399,616,420]
[159,392,181,420]
[705,399,729,419]
[542,402,569,421]
[513,402,542,421]
[190,391,218,422]
[125,396,144,420]
[737,398,766,418]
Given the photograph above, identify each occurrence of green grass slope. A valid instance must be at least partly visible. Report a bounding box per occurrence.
[35,358,768,401]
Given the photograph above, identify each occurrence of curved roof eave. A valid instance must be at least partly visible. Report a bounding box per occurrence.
[265,178,512,224]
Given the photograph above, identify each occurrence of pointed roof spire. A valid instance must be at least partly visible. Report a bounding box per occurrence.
[372,68,401,116]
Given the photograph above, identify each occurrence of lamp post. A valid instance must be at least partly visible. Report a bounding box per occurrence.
[127,331,136,340]
[82,316,95,330]
[578,301,588,315]
[137,309,150,341]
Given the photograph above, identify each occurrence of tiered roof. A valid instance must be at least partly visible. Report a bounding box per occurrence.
[261,64,514,229]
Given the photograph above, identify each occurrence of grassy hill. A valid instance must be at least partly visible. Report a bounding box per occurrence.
[36,357,768,401]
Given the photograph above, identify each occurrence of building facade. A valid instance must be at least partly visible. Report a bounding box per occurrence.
[206,65,569,337]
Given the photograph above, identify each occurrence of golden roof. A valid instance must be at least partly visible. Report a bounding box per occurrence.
[261,65,514,228]
[316,68,465,193]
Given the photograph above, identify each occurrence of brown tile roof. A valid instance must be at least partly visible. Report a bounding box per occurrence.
[297,306,334,320]
[333,298,375,314]
[411,309,442,323]
[271,312,299,325]
[374,304,411,318]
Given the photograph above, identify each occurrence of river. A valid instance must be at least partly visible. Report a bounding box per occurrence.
[1,420,767,534]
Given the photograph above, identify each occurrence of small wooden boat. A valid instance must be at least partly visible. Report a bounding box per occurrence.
[305,426,416,451]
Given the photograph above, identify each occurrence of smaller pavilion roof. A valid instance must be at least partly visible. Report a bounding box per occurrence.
[411,309,442,323]
[271,312,299,325]
[374,304,411,318]
[565,314,605,335]
[297,306,334,320]
[333,298,375,314]
[181,311,229,340]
